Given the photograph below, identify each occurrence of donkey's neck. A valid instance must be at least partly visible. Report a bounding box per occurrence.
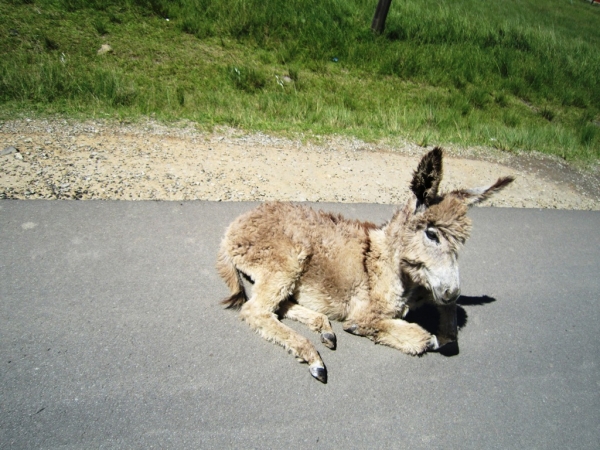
[365,225,407,317]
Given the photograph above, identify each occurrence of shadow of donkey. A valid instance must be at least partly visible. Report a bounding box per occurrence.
[404,295,496,356]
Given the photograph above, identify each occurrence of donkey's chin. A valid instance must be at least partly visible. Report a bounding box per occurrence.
[428,283,460,306]
[428,285,441,305]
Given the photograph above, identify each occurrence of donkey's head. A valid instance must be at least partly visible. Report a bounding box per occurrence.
[396,147,514,307]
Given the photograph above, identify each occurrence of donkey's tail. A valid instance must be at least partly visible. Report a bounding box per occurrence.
[216,249,247,309]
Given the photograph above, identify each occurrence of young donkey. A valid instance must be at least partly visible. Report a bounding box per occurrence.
[217,148,513,383]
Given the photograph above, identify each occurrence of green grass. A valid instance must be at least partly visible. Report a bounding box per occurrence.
[1,0,599,164]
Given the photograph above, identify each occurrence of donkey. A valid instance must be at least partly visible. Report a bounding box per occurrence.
[217,148,513,383]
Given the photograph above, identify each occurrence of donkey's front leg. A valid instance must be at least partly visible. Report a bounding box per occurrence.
[344,318,439,355]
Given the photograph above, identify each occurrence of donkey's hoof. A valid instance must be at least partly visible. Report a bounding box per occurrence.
[309,365,327,383]
[428,335,440,351]
[321,332,337,350]
[344,324,359,335]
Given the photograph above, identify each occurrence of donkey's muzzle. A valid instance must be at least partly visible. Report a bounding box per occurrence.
[439,287,461,304]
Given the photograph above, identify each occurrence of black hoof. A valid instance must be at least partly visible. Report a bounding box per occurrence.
[309,366,327,383]
[321,332,337,350]
[344,324,359,335]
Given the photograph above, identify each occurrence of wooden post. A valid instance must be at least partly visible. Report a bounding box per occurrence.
[371,0,393,34]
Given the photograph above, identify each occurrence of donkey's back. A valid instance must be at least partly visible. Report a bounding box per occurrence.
[217,202,373,318]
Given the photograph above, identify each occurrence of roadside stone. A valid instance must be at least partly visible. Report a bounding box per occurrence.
[97,44,113,55]
[1,146,17,156]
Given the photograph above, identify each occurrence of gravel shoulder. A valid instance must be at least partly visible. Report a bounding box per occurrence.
[1,118,599,209]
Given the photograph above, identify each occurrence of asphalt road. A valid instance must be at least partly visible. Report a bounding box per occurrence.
[1,201,599,449]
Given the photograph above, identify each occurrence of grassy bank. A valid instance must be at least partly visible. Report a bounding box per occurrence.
[1,0,599,163]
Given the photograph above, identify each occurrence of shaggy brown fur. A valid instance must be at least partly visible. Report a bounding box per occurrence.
[217,147,514,383]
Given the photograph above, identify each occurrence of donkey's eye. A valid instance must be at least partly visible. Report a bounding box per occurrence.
[425,228,439,243]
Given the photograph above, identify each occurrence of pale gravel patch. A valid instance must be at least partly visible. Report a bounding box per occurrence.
[0,118,598,210]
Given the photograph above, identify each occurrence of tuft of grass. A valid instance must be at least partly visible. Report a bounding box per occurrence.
[502,111,521,128]
[43,35,60,51]
[176,86,185,107]
[579,124,598,147]
[92,17,110,35]
[468,88,491,110]
[227,66,267,93]
[495,92,508,108]
[287,67,299,82]
[540,107,555,122]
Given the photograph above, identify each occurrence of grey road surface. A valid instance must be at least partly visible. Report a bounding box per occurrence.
[1,201,599,449]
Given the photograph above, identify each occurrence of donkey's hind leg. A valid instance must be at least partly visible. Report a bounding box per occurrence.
[278,301,337,350]
[240,276,327,383]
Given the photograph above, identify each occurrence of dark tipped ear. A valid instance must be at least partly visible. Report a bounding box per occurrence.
[410,147,443,208]
[451,176,515,206]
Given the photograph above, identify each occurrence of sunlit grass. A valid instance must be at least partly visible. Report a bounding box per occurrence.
[0,0,598,164]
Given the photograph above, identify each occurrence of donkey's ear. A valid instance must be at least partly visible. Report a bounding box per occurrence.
[410,147,443,207]
[451,176,515,206]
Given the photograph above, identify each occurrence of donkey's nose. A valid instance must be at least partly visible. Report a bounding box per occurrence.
[442,287,461,303]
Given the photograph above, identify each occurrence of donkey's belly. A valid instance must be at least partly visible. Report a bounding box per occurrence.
[293,281,353,322]
[293,245,369,320]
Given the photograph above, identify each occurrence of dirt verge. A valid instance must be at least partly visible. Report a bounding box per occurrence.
[1,118,599,209]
